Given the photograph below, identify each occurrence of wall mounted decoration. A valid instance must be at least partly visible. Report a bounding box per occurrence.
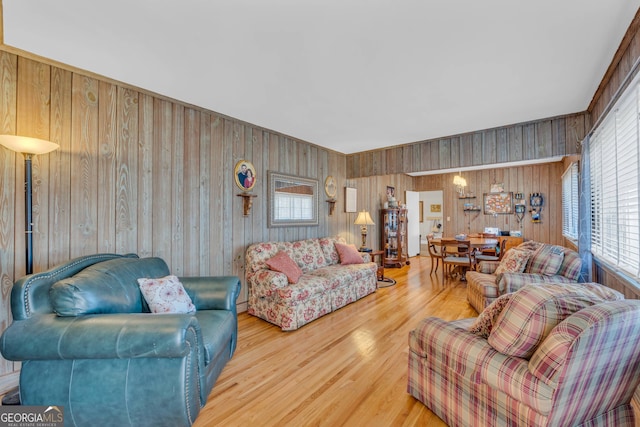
[345,187,357,212]
[530,193,544,222]
[483,192,513,214]
[234,160,256,191]
[324,176,337,199]
[430,204,441,213]
[490,183,504,193]
[268,172,318,227]
[324,176,337,215]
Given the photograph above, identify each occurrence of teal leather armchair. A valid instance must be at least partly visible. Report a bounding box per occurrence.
[0,253,241,427]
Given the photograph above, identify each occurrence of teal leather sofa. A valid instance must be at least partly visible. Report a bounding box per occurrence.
[0,253,241,427]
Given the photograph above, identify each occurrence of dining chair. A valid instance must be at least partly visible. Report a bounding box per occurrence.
[475,238,507,265]
[441,239,475,280]
[426,234,443,274]
[480,233,499,256]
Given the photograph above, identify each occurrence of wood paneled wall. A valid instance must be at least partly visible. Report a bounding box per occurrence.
[412,163,566,245]
[589,8,640,127]
[346,113,588,179]
[0,47,362,390]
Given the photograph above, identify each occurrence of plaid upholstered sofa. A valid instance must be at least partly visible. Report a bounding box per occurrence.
[408,283,640,426]
[466,241,582,312]
[246,236,377,330]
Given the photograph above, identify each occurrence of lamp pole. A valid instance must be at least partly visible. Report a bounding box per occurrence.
[24,153,34,274]
[0,135,59,275]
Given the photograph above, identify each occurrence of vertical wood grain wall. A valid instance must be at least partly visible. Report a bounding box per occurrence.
[0,47,359,391]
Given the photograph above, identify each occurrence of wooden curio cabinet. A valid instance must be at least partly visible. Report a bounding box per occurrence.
[382,208,409,267]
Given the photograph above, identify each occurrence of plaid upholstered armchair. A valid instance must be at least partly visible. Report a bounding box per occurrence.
[408,283,640,426]
[466,241,582,312]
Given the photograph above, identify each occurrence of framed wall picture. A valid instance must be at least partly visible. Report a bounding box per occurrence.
[430,204,441,213]
[234,160,256,191]
[483,192,513,214]
[345,187,357,212]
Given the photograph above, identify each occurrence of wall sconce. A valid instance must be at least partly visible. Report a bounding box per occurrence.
[0,135,59,274]
[453,173,467,197]
[354,210,375,252]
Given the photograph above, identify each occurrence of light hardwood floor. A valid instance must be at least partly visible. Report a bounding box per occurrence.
[194,256,476,426]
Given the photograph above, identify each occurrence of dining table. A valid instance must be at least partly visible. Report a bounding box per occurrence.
[430,237,499,250]
[429,236,499,280]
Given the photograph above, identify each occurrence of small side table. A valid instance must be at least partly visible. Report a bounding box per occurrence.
[363,250,385,281]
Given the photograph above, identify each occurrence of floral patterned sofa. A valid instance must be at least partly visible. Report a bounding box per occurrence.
[246,236,378,330]
[408,283,640,426]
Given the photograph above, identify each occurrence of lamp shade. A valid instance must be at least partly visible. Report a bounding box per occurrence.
[354,210,375,226]
[453,175,467,187]
[0,135,59,155]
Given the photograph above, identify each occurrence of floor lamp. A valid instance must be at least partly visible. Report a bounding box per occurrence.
[0,135,59,275]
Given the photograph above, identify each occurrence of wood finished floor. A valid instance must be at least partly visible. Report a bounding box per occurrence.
[194,256,477,426]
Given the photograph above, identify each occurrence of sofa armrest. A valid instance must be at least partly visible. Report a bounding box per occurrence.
[478,349,555,415]
[409,317,495,382]
[498,273,575,294]
[246,270,288,298]
[1,313,202,361]
[180,276,241,311]
[477,261,500,274]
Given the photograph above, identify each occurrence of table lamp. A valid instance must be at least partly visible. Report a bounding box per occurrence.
[354,210,375,252]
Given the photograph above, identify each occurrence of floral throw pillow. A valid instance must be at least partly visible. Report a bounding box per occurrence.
[266,250,304,283]
[468,293,514,338]
[494,248,533,276]
[335,242,364,265]
[137,275,196,314]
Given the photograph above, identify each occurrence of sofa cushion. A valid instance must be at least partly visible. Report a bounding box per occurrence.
[266,251,303,284]
[50,257,170,316]
[289,239,327,272]
[335,243,364,265]
[468,293,514,338]
[137,275,196,314]
[494,248,533,276]
[527,245,565,276]
[319,236,346,266]
[487,283,624,358]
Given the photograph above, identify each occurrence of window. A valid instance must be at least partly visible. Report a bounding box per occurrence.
[589,72,640,278]
[274,192,313,221]
[562,162,579,240]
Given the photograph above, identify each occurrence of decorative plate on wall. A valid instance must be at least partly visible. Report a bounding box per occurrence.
[324,176,337,199]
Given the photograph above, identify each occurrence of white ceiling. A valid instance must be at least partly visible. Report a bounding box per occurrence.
[3,1,640,154]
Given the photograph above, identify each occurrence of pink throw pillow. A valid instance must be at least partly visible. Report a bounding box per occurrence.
[137,275,196,314]
[335,243,364,265]
[266,251,303,284]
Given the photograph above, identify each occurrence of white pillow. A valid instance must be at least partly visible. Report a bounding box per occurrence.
[137,275,196,314]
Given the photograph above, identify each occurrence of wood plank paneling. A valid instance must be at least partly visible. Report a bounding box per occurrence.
[48,67,72,266]
[0,51,17,378]
[70,74,99,257]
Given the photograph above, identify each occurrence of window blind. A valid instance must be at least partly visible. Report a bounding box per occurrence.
[590,74,640,278]
[561,162,579,240]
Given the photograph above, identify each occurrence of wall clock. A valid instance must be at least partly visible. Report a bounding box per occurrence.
[324,176,337,199]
